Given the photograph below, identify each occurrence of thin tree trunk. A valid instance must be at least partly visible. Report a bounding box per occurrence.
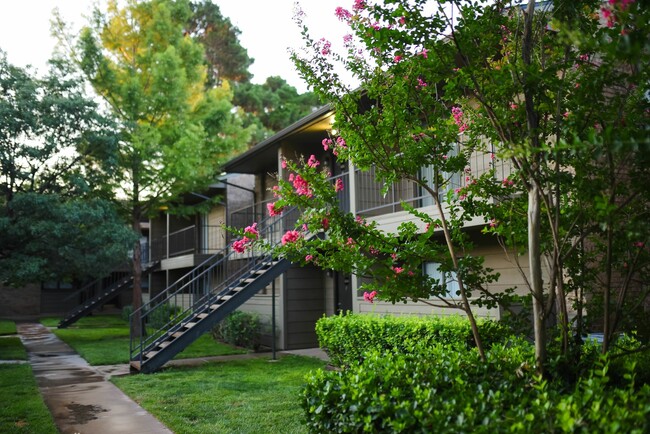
[529,184,546,372]
[131,212,143,338]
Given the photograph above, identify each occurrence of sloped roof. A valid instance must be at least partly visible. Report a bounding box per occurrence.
[223,104,334,174]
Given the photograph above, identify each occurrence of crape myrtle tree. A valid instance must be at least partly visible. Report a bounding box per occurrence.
[0,53,136,287]
[235,0,649,371]
[54,0,253,335]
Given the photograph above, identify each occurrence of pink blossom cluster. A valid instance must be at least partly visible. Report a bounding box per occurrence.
[363,290,377,303]
[319,38,332,56]
[244,222,259,239]
[305,254,314,262]
[267,202,284,217]
[334,178,344,192]
[451,106,469,133]
[502,178,515,187]
[600,0,635,28]
[416,77,428,89]
[352,0,365,11]
[335,6,352,21]
[233,222,260,253]
[281,230,302,245]
[322,138,332,151]
[289,173,313,197]
[307,154,320,168]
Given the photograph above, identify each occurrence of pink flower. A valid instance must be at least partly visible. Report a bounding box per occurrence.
[353,0,365,11]
[292,174,313,197]
[334,178,344,192]
[319,38,332,56]
[502,179,514,187]
[394,55,402,63]
[490,153,496,161]
[322,138,332,151]
[336,136,347,148]
[343,34,353,44]
[451,106,469,133]
[420,48,428,59]
[307,154,320,168]
[281,230,302,245]
[322,217,329,230]
[302,223,309,231]
[363,290,377,303]
[244,222,259,239]
[335,6,352,21]
[510,103,518,109]
[346,237,355,246]
[233,237,249,253]
[267,202,284,216]
[369,247,379,255]
[398,16,406,25]
[305,254,314,262]
[634,241,645,248]
[416,77,428,88]
[281,159,287,169]
[489,219,498,228]
[393,266,404,274]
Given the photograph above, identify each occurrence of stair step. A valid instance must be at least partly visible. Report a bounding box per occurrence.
[183,322,197,329]
[158,341,172,349]
[209,304,219,310]
[172,332,184,338]
[145,350,159,359]
[254,269,267,275]
[221,295,233,301]
[197,313,208,319]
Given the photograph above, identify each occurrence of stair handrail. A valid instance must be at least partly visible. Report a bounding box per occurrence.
[60,262,131,303]
[129,205,301,364]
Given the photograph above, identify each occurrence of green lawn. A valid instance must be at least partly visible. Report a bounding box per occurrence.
[0,337,27,361]
[0,365,57,433]
[0,320,17,335]
[44,314,246,365]
[113,355,324,434]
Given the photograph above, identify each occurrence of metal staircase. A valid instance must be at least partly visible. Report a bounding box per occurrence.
[58,261,160,329]
[129,207,300,373]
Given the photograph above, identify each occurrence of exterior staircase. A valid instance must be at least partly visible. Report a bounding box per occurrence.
[58,261,160,329]
[129,207,300,373]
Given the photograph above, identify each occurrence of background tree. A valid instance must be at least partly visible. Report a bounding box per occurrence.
[233,76,321,144]
[0,52,135,287]
[55,0,253,335]
[187,0,253,85]
[263,0,648,371]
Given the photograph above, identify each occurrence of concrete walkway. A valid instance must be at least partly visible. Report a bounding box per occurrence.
[17,322,173,434]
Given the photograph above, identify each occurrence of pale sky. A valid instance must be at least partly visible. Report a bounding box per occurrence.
[0,0,350,93]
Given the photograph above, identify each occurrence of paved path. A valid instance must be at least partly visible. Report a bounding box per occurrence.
[17,322,173,434]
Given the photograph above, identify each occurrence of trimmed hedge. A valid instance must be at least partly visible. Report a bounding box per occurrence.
[302,339,650,433]
[316,312,511,367]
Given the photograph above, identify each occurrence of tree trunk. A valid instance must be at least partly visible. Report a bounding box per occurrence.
[131,212,143,338]
[529,184,546,373]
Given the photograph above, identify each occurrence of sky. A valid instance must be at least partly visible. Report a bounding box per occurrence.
[0,0,350,93]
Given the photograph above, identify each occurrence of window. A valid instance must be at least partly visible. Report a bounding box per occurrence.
[423,262,459,298]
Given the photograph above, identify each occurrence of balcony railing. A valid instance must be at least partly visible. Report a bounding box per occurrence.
[355,151,514,217]
[150,225,225,262]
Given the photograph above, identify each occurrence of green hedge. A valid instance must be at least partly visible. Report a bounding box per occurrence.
[301,340,650,433]
[316,312,511,367]
[212,310,261,351]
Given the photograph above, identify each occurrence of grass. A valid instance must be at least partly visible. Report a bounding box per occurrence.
[0,364,57,433]
[0,337,27,361]
[43,314,246,365]
[0,320,17,335]
[113,355,324,434]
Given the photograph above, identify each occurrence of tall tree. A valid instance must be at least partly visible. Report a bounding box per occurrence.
[233,76,321,144]
[265,0,648,372]
[187,0,253,85]
[55,0,252,335]
[0,53,135,286]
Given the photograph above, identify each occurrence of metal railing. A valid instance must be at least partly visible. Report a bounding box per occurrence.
[129,206,300,365]
[354,151,514,216]
[150,225,225,262]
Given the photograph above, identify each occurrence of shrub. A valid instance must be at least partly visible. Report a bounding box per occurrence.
[301,340,650,433]
[121,305,133,323]
[316,312,512,367]
[212,310,261,351]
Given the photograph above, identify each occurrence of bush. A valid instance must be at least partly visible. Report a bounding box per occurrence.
[212,310,261,351]
[316,312,512,367]
[121,305,133,323]
[301,339,650,433]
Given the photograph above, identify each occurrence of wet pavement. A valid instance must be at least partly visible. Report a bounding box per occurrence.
[17,322,173,434]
